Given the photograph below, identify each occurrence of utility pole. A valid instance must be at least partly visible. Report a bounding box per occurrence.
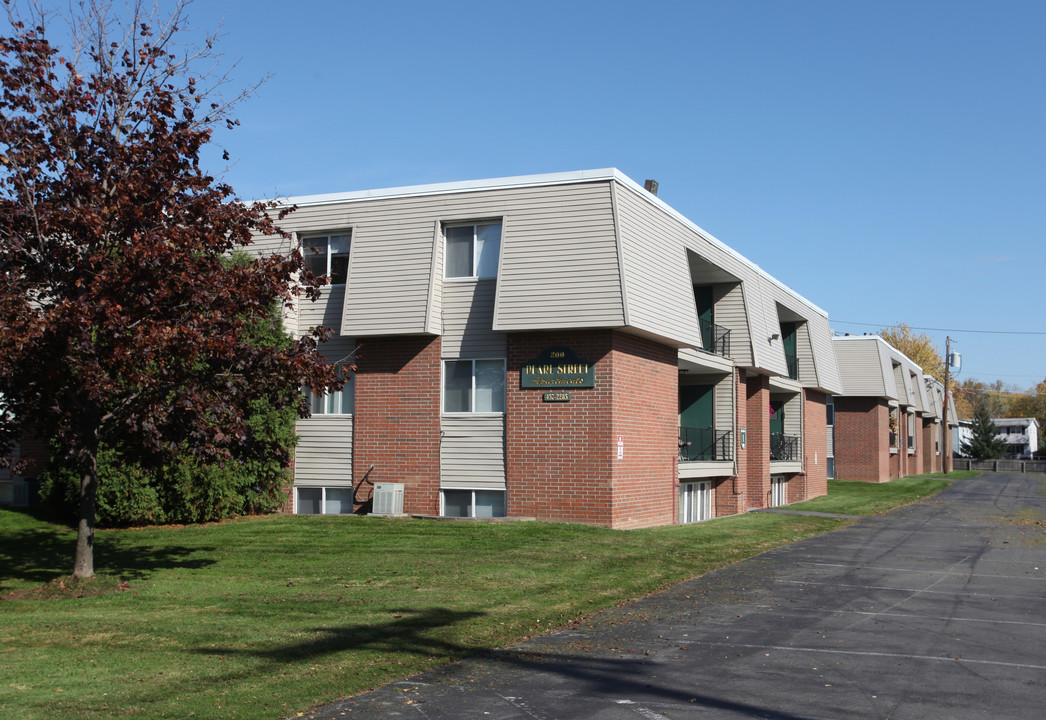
[942,336,952,474]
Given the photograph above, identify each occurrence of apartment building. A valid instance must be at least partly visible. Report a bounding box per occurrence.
[257,169,844,527]
[831,335,955,482]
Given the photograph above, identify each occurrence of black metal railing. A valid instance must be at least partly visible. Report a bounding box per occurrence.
[679,427,734,462]
[770,432,801,461]
[699,318,731,357]
[889,431,897,449]
[785,353,799,380]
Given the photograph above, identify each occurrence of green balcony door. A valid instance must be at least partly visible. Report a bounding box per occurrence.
[780,321,797,379]
[680,385,714,460]
[694,285,714,352]
[770,400,785,436]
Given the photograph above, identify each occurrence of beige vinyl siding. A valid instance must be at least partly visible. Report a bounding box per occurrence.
[247,228,296,258]
[877,342,899,399]
[803,314,843,393]
[751,285,788,377]
[427,221,443,334]
[714,374,733,431]
[796,322,817,383]
[826,423,835,458]
[714,282,753,365]
[494,183,624,330]
[758,280,841,393]
[297,285,345,336]
[783,394,803,438]
[294,416,353,486]
[313,336,357,367]
[441,278,504,358]
[613,183,702,347]
[834,337,895,398]
[255,184,621,336]
[893,361,913,407]
[440,416,506,490]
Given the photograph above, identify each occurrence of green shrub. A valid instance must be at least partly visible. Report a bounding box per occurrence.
[40,446,290,528]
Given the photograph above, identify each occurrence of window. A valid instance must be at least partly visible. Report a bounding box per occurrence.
[296,486,353,515]
[443,359,505,413]
[304,371,354,415]
[771,476,786,507]
[825,395,835,426]
[907,413,916,451]
[445,222,501,278]
[680,481,711,523]
[302,233,351,284]
[442,489,506,518]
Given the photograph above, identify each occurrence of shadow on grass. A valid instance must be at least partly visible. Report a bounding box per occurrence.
[198,607,487,663]
[0,508,215,590]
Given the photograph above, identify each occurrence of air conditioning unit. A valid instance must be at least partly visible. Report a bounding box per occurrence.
[370,482,405,516]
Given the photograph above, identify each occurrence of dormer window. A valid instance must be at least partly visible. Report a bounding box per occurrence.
[303,233,351,285]
[445,222,501,279]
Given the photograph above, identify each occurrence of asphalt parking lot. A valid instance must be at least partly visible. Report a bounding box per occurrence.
[304,473,1046,719]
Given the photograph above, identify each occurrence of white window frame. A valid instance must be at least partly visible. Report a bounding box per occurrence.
[442,359,506,414]
[304,367,354,416]
[440,488,507,518]
[679,481,711,523]
[301,232,351,285]
[295,486,354,515]
[444,221,502,280]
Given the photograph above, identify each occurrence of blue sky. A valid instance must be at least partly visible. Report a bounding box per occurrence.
[68,2,1046,385]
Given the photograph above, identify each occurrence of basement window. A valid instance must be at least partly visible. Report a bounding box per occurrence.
[296,486,353,515]
[441,489,506,518]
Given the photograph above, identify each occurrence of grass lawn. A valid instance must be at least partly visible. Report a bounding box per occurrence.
[0,473,962,720]
[789,472,966,516]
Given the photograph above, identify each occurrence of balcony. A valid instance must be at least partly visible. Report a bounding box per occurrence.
[699,318,731,357]
[679,427,733,462]
[770,432,800,462]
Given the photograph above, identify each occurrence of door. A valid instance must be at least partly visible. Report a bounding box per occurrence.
[769,399,784,436]
[771,476,786,507]
[780,322,797,378]
[680,385,714,460]
[694,285,714,352]
[680,481,711,523]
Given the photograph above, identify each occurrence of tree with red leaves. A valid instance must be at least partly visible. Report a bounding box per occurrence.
[0,1,342,579]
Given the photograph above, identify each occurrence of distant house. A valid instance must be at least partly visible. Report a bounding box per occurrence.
[991,418,1040,458]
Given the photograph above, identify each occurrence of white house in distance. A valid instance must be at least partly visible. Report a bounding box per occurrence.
[992,418,1040,458]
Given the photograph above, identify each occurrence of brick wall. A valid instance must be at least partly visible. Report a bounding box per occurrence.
[608,332,679,528]
[922,418,934,473]
[352,335,442,515]
[743,373,770,507]
[803,390,828,499]
[506,330,677,529]
[834,396,891,483]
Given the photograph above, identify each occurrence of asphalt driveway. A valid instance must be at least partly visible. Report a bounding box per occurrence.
[304,473,1046,719]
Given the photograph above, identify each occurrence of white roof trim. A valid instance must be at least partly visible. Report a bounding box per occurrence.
[274,168,831,321]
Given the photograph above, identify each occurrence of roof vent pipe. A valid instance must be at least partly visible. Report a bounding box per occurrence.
[644,179,659,196]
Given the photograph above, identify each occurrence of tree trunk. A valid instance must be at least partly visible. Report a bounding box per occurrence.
[73,447,98,579]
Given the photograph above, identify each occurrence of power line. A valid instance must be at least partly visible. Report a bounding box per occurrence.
[832,320,1046,336]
